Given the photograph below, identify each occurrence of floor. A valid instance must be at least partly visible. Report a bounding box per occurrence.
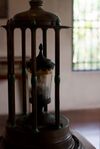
[63,108,100,149]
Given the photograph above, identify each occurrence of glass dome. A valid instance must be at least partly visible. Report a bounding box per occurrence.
[26,44,54,113]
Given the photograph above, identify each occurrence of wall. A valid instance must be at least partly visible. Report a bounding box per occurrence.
[0,0,100,114]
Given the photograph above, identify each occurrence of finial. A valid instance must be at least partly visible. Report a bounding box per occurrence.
[30,0,42,1]
[29,0,43,7]
[39,43,43,53]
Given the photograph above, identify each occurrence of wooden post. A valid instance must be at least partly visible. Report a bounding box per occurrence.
[31,28,38,132]
[21,28,27,115]
[55,28,60,128]
[7,24,15,125]
[42,28,48,112]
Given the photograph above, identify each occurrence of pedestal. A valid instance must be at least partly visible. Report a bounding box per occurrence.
[0,132,95,149]
[0,114,96,149]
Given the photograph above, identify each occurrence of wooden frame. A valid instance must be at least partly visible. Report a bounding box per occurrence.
[0,0,8,18]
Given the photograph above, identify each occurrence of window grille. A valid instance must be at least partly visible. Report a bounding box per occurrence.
[73,0,100,71]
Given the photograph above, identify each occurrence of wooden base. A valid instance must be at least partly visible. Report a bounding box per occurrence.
[4,114,75,149]
[0,132,95,149]
[0,113,96,149]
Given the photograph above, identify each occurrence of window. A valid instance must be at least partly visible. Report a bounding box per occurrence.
[73,0,100,71]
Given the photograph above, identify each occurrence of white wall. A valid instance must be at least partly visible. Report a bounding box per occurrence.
[0,0,100,114]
